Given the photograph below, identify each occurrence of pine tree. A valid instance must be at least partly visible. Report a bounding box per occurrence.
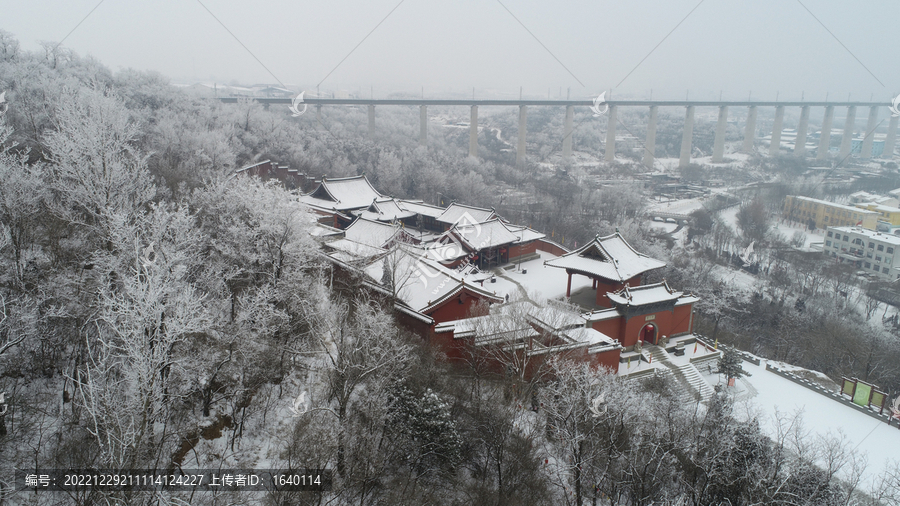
[716,346,750,383]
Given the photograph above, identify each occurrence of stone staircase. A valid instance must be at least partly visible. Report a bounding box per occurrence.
[645,345,715,403]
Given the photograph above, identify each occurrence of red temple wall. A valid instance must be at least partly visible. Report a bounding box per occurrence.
[536,239,569,256]
[508,241,538,260]
[671,304,693,335]
[592,317,624,343]
[426,289,492,324]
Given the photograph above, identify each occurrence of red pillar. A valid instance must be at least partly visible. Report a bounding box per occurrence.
[566,272,573,297]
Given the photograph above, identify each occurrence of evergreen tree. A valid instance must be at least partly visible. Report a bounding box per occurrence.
[716,346,750,383]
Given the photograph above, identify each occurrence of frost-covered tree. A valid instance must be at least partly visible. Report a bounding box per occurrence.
[300,293,411,476]
[44,88,156,234]
[77,204,209,469]
[0,119,45,282]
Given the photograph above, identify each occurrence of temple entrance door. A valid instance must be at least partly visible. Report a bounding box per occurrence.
[640,323,657,345]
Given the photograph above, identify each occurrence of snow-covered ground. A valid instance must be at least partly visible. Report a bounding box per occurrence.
[465,250,594,303]
[718,206,826,249]
[646,196,706,216]
[707,359,900,491]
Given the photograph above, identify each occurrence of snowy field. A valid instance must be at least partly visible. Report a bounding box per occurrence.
[646,196,707,216]
[718,206,826,249]
[710,359,900,491]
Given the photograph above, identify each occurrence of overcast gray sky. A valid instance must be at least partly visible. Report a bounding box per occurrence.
[1,0,896,101]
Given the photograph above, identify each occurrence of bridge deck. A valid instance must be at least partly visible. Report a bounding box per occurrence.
[219,97,889,108]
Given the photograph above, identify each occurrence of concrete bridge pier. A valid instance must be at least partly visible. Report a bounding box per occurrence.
[884,114,898,159]
[742,106,757,153]
[795,106,810,157]
[679,106,695,168]
[469,106,478,158]
[817,106,834,159]
[316,105,322,123]
[712,105,728,163]
[419,105,427,146]
[368,105,376,137]
[861,106,879,158]
[516,105,527,167]
[769,106,785,156]
[839,106,856,159]
[605,105,617,162]
[562,105,574,161]
[643,105,658,169]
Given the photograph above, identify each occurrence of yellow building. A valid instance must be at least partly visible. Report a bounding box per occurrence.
[854,202,900,227]
[783,196,878,230]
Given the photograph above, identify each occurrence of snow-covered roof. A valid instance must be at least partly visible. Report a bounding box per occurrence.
[436,203,497,226]
[309,223,343,238]
[607,281,681,307]
[855,202,900,214]
[303,175,385,211]
[363,247,502,314]
[405,240,469,264]
[436,300,621,354]
[829,226,900,245]
[448,219,546,251]
[450,219,520,250]
[363,198,416,221]
[789,195,879,215]
[342,217,409,249]
[582,307,624,323]
[544,233,666,282]
[324,238,387,260]
[434,303,534,340]
[560,327,619,349]
[504,224,546,243]
[526,304,585,331]
[297,198,354,220]
[398,199,445,219]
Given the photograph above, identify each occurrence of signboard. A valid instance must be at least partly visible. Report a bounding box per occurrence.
[841,378,855,397]
[853,382,872,407]
[644,314,656,321]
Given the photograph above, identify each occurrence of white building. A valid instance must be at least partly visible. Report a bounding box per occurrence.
[824,226,900,280]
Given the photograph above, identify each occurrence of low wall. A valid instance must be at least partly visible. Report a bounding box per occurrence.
[536,238,569,256]
[765,364,897,427]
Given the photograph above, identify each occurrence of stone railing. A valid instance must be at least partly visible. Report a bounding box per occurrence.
[693,334,761,366]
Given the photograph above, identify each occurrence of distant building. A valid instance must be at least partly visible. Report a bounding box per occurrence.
[823,226,900,280]
[850,138,885,158]
[854,202,900,227]
[783,195,878,230]
[848,191,899,207]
